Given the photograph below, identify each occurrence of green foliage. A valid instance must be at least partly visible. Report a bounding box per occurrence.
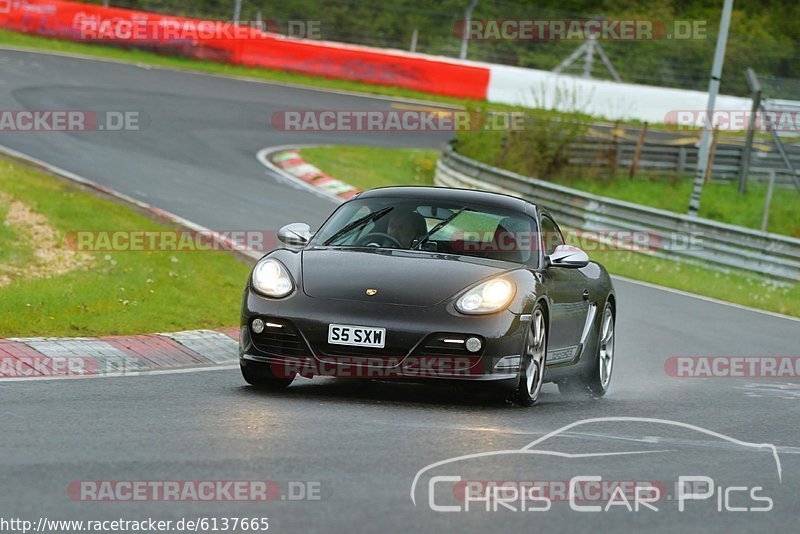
[0,159,250,336]
[299,146,437,191]
[457,84,596,179]
[93,0,799,95]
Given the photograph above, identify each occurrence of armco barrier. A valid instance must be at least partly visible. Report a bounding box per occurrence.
[435,143,800,282]
[0,0,753,123]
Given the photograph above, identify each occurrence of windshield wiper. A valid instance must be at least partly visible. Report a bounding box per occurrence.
[323,206,394,246]
[413,207,471,250]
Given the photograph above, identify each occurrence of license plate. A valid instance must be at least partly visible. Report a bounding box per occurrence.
[328,324,386,348]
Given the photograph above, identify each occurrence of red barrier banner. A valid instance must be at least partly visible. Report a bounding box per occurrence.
[0,0,490,99]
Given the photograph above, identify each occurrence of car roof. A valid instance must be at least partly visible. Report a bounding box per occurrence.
[355,186,534,213]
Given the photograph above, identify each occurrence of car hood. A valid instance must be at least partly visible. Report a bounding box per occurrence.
[301,247,512,307]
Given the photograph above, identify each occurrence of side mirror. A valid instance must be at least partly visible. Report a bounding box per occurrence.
[547,244,589,269]
[278,223,312,247]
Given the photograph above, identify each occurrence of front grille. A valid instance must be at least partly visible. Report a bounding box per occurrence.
[317,345,406,363]
[250,318,310,357]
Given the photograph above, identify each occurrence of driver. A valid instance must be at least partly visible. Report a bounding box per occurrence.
[386,210,427,248]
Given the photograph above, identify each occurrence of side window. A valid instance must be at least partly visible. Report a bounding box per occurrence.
[539,214,564,255]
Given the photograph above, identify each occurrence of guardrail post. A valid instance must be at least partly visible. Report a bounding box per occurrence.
[739,68,762,194]
[410,28,419,52]
[704,128,720,183]
[609,120,620,176]
[459,0,479,59]
[232,0,242,23]
[677,146,688,174]
[761,170,776,232]
[629,122,648,178]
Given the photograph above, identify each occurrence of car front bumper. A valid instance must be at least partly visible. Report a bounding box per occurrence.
[240,287,528,389]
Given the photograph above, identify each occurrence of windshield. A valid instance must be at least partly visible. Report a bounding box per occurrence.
[310,197,538,265]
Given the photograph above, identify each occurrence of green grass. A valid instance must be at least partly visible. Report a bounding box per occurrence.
[300,145,800,317]
[558,173,800,238]
[300,146,438,191]
[593,250,800,317]
[0,158,250,337]
[0,198,34,268]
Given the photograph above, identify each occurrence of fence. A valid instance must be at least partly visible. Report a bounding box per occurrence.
[435,143,800,282]
[567,137,800,186]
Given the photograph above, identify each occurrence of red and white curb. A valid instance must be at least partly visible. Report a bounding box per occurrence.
[262,147,360,201]
[0,328,240,380]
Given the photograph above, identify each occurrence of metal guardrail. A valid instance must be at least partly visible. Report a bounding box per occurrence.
[435,144,800,282]
[567,137,800,185]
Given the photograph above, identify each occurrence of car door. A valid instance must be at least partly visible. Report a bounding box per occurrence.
[539,213,590,365]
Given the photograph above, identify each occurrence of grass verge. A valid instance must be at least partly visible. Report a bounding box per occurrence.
[0,157,250,337]
[299,146,437,191]
[300,145,800,317]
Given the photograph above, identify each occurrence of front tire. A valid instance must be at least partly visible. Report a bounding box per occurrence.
[513,305,547,406]
[241,361,295,389]
[559,302,615,398]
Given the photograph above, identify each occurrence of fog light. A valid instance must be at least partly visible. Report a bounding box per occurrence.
[465,337,482,353]
[251,318,265,334]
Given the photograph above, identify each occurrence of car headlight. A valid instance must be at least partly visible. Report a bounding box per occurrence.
[456,277,515,315]
[251,258,295,298]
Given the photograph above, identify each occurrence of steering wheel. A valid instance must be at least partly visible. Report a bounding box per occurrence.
[355,232,404,249]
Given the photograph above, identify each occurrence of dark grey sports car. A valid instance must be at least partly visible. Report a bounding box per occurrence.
[239,186,616,405]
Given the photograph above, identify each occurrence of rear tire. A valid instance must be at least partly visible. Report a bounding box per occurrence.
[241,361,295,389]
[513,305,547,407]
[558,302,615,398]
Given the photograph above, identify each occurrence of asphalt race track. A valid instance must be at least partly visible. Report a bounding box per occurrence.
[1,48,799,533]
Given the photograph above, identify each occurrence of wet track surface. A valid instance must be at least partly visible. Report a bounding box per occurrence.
[1,48,799,532]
